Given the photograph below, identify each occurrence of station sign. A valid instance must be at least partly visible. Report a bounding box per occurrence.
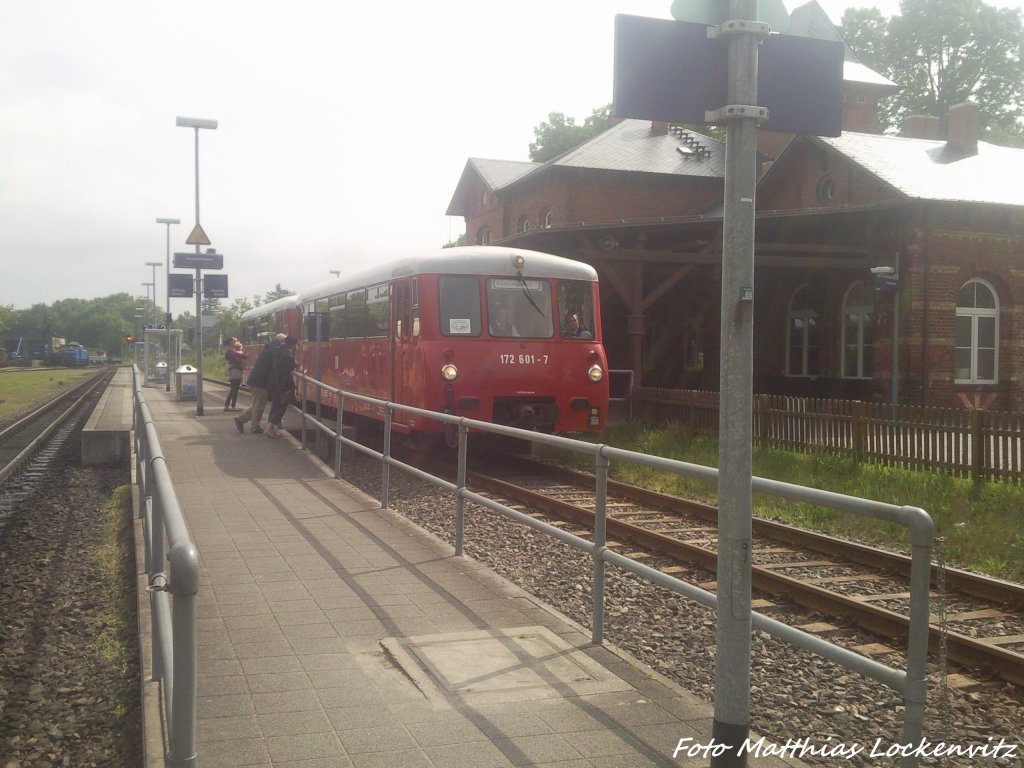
[168,273,194,298]
[204,274,229,299]
[173,251,224,270]
[612,14,844,137]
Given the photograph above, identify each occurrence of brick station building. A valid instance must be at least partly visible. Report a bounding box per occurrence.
[446,3,1024,411]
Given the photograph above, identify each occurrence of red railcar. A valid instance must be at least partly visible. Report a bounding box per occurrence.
[239,294,301,362]
[249,246,609,439]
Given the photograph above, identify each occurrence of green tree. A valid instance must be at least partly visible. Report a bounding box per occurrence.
[214,297,256,341]
[841,0,1024,144]
[0,305,21,337]
[264,284,292,302]
[529,106,611,162]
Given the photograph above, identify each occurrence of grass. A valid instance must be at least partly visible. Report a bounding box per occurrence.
[0,367,96,420]
[542,421,1024,582]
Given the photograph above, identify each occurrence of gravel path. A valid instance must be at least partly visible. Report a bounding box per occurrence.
[341,453,1024,768]
[0,430,140,767]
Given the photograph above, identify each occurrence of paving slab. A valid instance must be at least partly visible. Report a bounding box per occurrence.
[134,384,807,767]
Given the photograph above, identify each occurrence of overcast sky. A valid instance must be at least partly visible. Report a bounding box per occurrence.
[2,0,1021,312]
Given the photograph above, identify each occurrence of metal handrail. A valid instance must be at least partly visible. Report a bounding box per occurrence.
[292,371,932,766]
[132,366,199,768]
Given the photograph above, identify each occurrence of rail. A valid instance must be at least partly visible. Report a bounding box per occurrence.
[131,365,199,768]
[292,372,934,767]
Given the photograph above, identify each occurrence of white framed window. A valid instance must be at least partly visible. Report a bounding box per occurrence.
[841,281,874,379]
[955,279,999,383]
[518,216,530,233]
[476,227,491,245]
[786,284,819,377]
[543,210,554,229]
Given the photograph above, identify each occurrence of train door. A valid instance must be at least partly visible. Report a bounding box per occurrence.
[391,278,416,427]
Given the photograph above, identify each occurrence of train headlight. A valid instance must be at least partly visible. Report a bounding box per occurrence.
[587,364,604,383]
[440,363,458,381]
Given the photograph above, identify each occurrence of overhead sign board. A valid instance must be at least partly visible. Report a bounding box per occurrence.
[173,251,224,270]
[169,273,194,298]
[204,274,229,299]
[612,14,844,137]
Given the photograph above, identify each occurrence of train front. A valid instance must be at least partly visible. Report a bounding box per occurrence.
[432,251,608,435]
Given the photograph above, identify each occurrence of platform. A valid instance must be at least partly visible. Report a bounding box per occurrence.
[81,366,133,464]
[134,384,805,767]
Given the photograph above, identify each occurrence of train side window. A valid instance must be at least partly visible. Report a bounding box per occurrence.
[347,289,367,337]
[439,276,481,336]
[367,284,389,338]
[557,280,595,340]
[329,293,345,338]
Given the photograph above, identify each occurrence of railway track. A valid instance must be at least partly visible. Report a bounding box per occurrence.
[452,455,1024,689]
[0,368,113,528]
[207,376,1024,687]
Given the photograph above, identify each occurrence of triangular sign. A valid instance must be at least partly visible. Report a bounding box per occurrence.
[185,224,211,246]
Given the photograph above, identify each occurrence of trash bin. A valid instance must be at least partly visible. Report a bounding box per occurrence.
[174,365,198,401]
[154,361,168,382]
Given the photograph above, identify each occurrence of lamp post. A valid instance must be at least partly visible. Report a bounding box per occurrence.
[871,254,901,412]
[134,311,144,363]
[156,218,180,391]
[177,116,218,416]
[141,283,154,327]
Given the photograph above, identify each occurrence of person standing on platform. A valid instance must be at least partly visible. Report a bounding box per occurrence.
[223,340,246,411]
[265,335,297,439]
[234,334,283,434]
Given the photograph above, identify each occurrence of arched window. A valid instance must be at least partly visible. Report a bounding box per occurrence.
[841,281,874,379]
[786,284,819,377]
[476,227,491,245]
[518,216,531,233]
[543,210,554,229]
[955,279,998,383]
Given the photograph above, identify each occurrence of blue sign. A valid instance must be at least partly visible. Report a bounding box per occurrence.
[204,274,229,299]
[612,14,844,137]
[169,273,194,298]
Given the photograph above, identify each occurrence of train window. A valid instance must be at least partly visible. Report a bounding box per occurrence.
[367,284,389,337]
[557,280,595,340]
[328,293,345,338]
[486,277,553,338]
[347,289,367,337]
[439,276,481,336]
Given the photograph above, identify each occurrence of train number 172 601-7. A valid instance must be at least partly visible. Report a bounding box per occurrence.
[500,353,549,365]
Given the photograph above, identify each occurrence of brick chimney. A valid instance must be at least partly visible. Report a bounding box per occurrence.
[903,114,941,140]
[946,102,979,157]
[650,120,669,136]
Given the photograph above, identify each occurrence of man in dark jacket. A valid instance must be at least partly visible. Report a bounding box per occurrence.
[265,336,297,438]
[233,334,283,434]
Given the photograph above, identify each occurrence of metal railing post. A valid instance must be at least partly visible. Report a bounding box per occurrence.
[166,541,199,768]
[899,506,934,768]
[381,407,392,509]
[592,449,609,645]
[300,377,308,451]
[456,422,468,557]
[334,395,344,479]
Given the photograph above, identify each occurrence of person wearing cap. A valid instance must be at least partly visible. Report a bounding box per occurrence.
[265,335,298,439]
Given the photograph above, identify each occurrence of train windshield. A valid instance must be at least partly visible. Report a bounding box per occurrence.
[439,276,482,337]
[486,278,554,338]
